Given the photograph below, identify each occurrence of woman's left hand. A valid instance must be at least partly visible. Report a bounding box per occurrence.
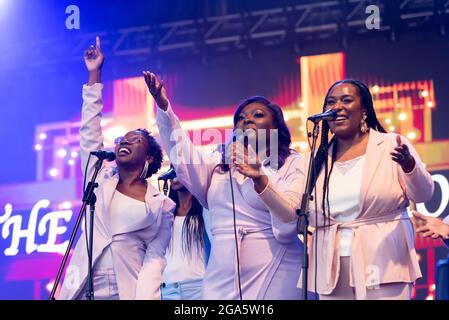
[231,142,262,179]
[413,211,449,240]
[391,135,416,173]
[231,143,269,193]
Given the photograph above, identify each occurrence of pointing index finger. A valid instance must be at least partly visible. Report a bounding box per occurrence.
[396,134,402,146]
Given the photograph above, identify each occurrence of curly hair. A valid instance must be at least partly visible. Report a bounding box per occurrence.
[136,128,163,178]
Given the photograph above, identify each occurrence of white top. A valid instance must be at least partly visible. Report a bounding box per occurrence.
[162,215,206,284]
[328,155,365,257]
[95,190,147,270]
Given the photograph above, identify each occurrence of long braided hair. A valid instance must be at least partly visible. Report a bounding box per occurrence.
[167,178,207,259]
[311,79,386,224]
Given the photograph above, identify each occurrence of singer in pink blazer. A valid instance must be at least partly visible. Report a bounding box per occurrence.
[298,79,434,299]
[58,38,175,300]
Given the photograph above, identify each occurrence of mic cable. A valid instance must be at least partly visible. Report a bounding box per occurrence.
[229,166,243,300]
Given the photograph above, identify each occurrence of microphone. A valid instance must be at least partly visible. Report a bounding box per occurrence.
[158,167,176,181]
[90,150,116,161]
[307,109,338,123]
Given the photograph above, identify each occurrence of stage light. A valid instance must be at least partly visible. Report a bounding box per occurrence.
[39,133,47,140]
[407,132,417,140]
[421,90,429,98]
[385,118,391,124]
[398,113,407,121]
[427,101,434,108]
[104,126,127,144]
[49,168,59,177]
[60,201,72,210]
[71,151,79,158]
[68,159,75,166]
[299,101,305,108]
[34,144,42,151]
[372,85,379,94]
[388,125,395,132]
[299,142,309,152]
[57,149,67,158]
[46,281,55,293]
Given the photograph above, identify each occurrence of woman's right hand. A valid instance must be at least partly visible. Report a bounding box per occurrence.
[84,36,104,72]
[84,36,104,85]
[143,71,169,111]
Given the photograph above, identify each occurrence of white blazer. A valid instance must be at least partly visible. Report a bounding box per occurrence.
[58,84,175,300]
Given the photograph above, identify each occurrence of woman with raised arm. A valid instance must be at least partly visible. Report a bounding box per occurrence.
[58,38,175,300]
[144,71,304,300]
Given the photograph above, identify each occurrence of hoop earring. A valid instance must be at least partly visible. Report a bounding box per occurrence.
[360,115,369,133]
[140,161,149,179]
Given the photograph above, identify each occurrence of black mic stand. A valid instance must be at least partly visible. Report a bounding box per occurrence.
[162,180,169,196]
[49,158,103,300]
[297,120,321,300]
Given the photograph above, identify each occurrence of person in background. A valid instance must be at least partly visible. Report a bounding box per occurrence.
[161,169,211,300]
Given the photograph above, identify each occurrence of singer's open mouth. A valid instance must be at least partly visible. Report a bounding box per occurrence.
[118,147,132,156]
[333,115,349,122]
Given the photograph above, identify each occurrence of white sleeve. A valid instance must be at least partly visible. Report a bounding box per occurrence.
[156,103,221,208]
[79,83,107,180]
[135,198,175,299]
[257,154,303,243]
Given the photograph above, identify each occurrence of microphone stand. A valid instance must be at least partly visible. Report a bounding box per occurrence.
[296,120,321,300]
[162,180,169,196]
[49,158,103,300]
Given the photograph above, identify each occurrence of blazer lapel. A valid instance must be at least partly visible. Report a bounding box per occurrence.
[144,181,164,220]
[359,130,385,212]
[100,173,119,234]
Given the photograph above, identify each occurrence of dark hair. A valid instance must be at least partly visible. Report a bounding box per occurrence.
[168,185,206,258]
[312,79,386,224]
[136,128,163,178]
[227,96,292,170]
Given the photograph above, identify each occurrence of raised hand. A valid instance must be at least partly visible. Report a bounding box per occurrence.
[231,142,262,179]
[143,71,168,111]
[231,142,268,193]
[390,135,415,173]
[412,211,449,240]
[84,36,104,72]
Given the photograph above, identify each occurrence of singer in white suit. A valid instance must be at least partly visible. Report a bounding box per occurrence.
[58,38,175,300]
[144,71,304,300]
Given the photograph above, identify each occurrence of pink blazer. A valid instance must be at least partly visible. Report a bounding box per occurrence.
[300,130,434,299]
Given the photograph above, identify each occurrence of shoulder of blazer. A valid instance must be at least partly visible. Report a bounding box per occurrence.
[145,179,163,197]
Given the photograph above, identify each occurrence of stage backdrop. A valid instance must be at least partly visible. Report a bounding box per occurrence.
[1,39,449,299]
